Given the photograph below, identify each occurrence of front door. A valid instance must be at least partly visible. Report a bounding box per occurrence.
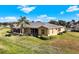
[31,28,38,36]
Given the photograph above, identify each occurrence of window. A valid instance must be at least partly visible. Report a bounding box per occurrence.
[58,28,61,31]
[41,29,45,34]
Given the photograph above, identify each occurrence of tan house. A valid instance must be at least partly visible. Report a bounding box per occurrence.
[11,21,65,36]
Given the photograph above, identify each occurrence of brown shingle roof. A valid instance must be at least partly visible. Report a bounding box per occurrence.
[12,21,64,29]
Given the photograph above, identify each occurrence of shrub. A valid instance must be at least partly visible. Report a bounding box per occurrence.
[5,33,11,37]
[63,31,67,33]
[19,34,23,36]
[58,32,63,35]
[7,31,12,33]
[39,35,50,40]
[49,36,54,40]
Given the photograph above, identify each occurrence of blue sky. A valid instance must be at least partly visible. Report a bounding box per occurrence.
[0,5,79,22]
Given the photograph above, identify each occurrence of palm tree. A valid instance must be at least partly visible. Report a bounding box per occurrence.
[19,16,29,24]
[18,16,29,35]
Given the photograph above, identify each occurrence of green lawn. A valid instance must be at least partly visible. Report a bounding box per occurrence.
[0,28,61,54]
[0,28,79,54]
[50,32,79,53]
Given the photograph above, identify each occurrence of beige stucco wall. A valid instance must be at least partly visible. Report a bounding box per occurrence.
[60,27,65,33]
[48,27,65,36]
[24,27,65,36]
[48,28,59,36]
[38,26,48,36]
[61,27,65,32]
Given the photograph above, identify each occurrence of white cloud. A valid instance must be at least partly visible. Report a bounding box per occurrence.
[0,16,17,22]
[60,6,79,15]
[66,6,79,12]
[60,11,64,14]
[34,15,56,22]
[18,5,36,14]
[76,14,79,17]
[0,17,4,20]
[61,6,79,21]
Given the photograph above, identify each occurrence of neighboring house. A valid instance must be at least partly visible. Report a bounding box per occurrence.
[68,21,79,31]
[70,24,79,32]
[0,23,11,28]
[11,20,65,36]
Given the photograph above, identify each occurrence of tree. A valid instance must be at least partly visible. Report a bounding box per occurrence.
[19,16,29,24]
[66,22,71,28]
[18,16,30,35]
[58,20,67,26]
[77,21,79,24]
[48,20,58,25]
[72,20,75,23]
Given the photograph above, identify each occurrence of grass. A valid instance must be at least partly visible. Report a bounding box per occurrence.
[50,32,79,53]
[0,28,79,54]
[0,28,61,54]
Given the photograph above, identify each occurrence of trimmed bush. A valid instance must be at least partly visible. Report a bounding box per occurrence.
[58,32,63,35]
[5,33,11,37]
[39,35,50,40]
[49,36,54,40]
[63,31,67,33]
[7,31,12,33]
